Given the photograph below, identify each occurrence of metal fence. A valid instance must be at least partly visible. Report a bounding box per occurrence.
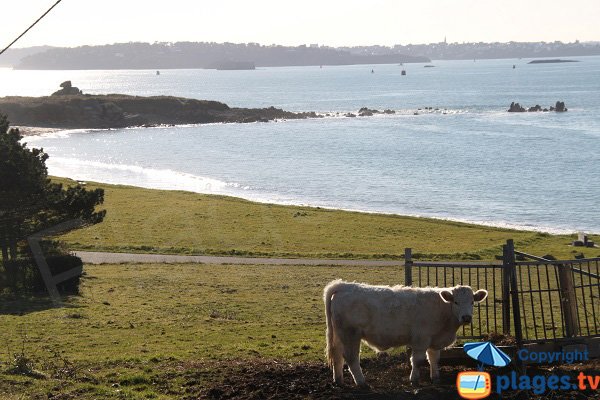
[405,240,600,347]
[513,255,600,344]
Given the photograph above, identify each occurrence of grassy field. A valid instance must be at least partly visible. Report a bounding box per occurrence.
[0,263,408,399]
[1,263,597,399]
[54,178,597,261]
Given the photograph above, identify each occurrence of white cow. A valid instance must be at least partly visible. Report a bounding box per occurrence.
[323,280,488,386]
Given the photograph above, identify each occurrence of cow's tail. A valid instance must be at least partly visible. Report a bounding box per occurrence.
[324,279,343,368]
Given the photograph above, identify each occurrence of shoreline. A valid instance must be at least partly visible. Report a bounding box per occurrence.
[54,176,592,261]
[51,175,583,236]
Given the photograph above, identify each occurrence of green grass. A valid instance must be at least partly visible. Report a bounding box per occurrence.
[1,262,596,398]
[0,263,406,398]
[53,178,597,261]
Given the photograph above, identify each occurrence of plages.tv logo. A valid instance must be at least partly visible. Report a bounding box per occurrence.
[456,371,492,399]
[456,341,511,399]
[457,342,597,398]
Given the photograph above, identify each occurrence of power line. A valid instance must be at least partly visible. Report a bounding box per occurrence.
[0,0,63,56]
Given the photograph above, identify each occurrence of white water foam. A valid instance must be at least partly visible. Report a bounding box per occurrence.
[47,157,237,194]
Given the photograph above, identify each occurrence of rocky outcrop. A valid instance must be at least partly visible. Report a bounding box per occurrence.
[52,81,82,96]
[508,101,567,113]
[0,91,321,129]
[358,107,381,117]
[528,59,579,64]
[552,101,568,112]
[508,102,526,112]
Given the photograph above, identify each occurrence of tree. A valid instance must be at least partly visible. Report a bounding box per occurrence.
[0,113,105,263]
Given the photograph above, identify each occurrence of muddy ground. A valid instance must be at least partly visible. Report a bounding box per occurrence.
[184,355,599,399]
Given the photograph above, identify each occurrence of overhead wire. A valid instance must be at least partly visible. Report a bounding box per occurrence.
[0,0,63,56]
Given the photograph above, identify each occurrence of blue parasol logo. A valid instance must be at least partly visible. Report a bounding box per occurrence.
[464,341,511,370]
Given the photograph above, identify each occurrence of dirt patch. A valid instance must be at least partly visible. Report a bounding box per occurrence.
[169,355,600,400]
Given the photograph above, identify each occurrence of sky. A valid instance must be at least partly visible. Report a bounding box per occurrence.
[2,0,600,49]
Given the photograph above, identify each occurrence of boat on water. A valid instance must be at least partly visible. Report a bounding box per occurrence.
[401,70,406,76]
[156,70,160,75]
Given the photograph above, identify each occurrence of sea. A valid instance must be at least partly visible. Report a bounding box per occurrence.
[2,56,600,234]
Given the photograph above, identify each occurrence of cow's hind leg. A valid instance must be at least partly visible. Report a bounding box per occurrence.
[331,337,345,385]
[426,348,441,384]
[343,331,366,386]
[409,347,427,385]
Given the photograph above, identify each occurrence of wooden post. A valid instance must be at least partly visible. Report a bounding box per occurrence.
[501,244,511,335]
[557,263,579,337]
[404,248,412,286]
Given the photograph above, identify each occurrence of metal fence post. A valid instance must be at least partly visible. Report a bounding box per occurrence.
[501,244,511,335]
[506,239,524,350]
[404,248,412,286]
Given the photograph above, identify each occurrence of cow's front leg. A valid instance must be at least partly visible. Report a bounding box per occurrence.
[426,348,440,384]
[409,347,427,385]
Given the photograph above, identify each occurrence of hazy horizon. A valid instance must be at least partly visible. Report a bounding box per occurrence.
[2,0,599,49]
[7,38,600,51]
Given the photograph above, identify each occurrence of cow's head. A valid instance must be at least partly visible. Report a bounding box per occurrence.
[439,286,488,325]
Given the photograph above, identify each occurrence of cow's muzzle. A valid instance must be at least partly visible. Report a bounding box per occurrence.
[461,315,472,324]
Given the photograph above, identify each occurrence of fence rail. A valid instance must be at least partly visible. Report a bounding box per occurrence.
[405,240,600,348]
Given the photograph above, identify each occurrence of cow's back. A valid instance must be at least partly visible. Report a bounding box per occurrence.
[327,281,448,350]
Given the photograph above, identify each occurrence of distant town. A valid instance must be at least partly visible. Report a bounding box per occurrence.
[1,40,599,70]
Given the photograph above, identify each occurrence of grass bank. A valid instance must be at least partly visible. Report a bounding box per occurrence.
[0,263,401,398]
[1,263,597,399]
[54,178,596,260]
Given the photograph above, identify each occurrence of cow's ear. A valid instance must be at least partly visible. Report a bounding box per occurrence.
[473,289,488,303]
[439,290,454,303]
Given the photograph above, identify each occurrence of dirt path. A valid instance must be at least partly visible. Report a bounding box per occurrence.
[75,251,405,266]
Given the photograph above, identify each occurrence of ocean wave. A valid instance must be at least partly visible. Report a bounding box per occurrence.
[47,157,240,194]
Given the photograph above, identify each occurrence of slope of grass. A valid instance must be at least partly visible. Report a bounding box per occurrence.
[0,263,403,398]
[2,262,597,399]
[53,178,595,261]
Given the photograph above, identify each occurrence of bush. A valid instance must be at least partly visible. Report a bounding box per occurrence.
[0,253,83,296]
[46,254,83,295]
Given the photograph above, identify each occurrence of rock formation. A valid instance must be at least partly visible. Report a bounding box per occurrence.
[508,101,567,113]
[51,81,83,96]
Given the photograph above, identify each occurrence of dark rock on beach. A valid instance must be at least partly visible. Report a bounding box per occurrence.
[0,83,321,129]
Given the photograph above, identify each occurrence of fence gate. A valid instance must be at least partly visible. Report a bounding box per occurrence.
[405,239,600,353]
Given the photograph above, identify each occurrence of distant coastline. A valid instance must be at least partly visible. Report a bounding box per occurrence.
[10,42,429,70]
[4,40,600,70]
